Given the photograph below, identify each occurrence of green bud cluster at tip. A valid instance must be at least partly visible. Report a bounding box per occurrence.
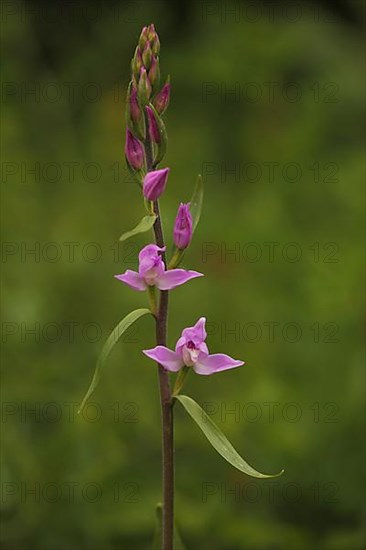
[131,24,161,104]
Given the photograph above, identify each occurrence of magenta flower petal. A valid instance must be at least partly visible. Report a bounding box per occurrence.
[143,168,170,201]
[155,269,204,291]
[193,353,244,375]
[146,105,161,143]
[138,244,165,277]
[143,346,184,372]
[153,82,171,115]
[125,129,145,170]
[129,85,141,123]
[114,270,147,291]
[175,317,208,354]
[173,203,193,250]
[182,317,207,344]
[138,244,165,264]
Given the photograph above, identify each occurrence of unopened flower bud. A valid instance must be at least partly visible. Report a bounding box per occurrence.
[143,168,169,200]
[145,104,167,166]
[146,105,161,144]
[173,203,193,250]
[129,84,141,122]
[142,24,160,56]
[131,46,143,80]
[151,33,160,56]
[148,56,160,89]
[142,41,152,70]
[126,82,146,141]
[125,129,145,170]
[138,67,152,103]
[153,80,171,115]
[139,26,149,49]
[147,24,156,41]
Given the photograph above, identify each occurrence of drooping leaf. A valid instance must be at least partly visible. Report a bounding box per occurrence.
[119,215,157,242]
[190,174,203,233]
[78,308,151,413]
[175,394,284,479]
[152,503,186,550]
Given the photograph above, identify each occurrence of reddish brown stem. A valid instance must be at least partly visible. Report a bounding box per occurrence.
[144,114,174,550]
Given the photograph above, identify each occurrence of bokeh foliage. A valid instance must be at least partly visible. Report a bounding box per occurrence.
[1,1,365,548]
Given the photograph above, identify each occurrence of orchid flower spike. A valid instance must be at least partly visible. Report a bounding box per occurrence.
[143,317,244,375]
[115,244,203,291]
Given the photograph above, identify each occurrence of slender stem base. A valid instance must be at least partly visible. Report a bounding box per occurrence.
[154,203,174,550]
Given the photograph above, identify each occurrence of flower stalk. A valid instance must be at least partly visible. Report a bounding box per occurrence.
[167,248,185,270]
[144,105,174,550]
[172,366,189,397]
[147,285,158,318]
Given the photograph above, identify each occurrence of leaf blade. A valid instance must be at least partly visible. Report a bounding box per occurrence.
[78,308,151,413]
[119,215,157,242]
[151,503,162,550]
[152,503,186,550]
[175,394,284,479]
[190,174,203,233]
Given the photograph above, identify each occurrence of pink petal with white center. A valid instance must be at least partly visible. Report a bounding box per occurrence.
[155,269,203,291]
[114,270,147,291]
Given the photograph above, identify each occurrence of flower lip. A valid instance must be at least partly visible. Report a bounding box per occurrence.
[181,339,203,366]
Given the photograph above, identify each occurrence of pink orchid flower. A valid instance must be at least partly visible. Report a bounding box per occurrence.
[115,244,203,291]
[143,317,244,375]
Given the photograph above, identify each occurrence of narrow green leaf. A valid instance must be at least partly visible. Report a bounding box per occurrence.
[151,503,162,550]
[173,522,186,550]
[175,394,284,479]
[119,215,157,242]
[152,503,186,550]
[78,308,151,414]
[190,174,203,233]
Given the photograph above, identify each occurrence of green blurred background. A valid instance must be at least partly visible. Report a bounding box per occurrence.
[1,0,365,548]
